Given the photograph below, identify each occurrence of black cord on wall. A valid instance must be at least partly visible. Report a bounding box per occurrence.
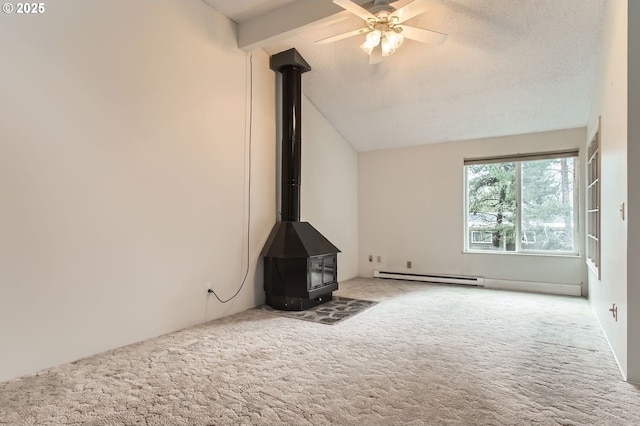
[208,52,254,304]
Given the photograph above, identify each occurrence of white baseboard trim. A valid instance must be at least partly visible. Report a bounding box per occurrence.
[372,270,581,297]
[373,270,483,286]
[484,278,582,296]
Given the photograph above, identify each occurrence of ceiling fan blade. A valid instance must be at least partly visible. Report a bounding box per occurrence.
[316,27,371,45]
[333,0,377,21]
[369,44,383,64]
[391,0,435,24]
[400,25,448,45]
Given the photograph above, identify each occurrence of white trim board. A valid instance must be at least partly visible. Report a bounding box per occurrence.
[483,279,582,296]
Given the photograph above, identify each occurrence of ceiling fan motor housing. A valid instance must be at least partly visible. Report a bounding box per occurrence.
[369,0,395,16]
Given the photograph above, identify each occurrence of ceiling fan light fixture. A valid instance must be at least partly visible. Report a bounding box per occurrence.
[366,29,382,45]
[380,29,403,56]
[360,29,381,54]
[380,37,396,56]
[360,42,374,55]
[385,30,404,50]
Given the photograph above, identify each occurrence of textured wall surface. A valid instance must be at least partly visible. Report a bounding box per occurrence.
[301,97,359,281]
[586,0,628,380]
[0,0,276,382]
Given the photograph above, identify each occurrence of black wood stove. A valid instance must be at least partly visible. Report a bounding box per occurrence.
[261,49,340,311]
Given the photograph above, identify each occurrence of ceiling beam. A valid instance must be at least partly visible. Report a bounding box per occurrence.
[238,0,355,51]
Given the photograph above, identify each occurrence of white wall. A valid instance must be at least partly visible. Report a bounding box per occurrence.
[627,0,640,384]
[0,0,276,383]
[358,128,586,294]
[586,0,629,380]
[301,97,359,281]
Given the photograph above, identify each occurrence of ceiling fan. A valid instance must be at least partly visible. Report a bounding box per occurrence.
[317,0,447,64]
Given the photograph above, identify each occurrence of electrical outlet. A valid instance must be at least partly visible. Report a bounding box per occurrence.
[368,255,373,262]
[407,261,412,269]
[205,282,212,294]
[377,256,381,263]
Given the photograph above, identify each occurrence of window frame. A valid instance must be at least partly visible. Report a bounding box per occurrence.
[586,118,601,278]
[464,150,580,256]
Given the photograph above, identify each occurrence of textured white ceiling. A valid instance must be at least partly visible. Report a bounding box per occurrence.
[201,0,297,23]
[203,0,606,152]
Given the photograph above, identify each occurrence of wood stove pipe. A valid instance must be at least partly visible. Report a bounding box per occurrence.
[270,49,311,222]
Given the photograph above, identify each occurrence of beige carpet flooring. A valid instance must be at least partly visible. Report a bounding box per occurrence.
[1,277,639,425]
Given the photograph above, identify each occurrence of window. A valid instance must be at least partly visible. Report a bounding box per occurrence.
[586,118,600,277]
[465,150,578,254]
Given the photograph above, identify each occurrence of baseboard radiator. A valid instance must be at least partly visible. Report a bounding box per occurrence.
[373,270,485,287]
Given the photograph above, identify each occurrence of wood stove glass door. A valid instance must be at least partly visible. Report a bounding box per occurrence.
[309,255,337,290]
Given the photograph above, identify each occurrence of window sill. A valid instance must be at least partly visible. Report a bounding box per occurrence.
[463,250,581,259]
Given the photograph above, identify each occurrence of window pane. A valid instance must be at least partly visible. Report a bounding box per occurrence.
[521,158,575,252]
[467,163,516,251]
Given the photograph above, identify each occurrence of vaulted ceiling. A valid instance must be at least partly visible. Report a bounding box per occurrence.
[202,0,606,152]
